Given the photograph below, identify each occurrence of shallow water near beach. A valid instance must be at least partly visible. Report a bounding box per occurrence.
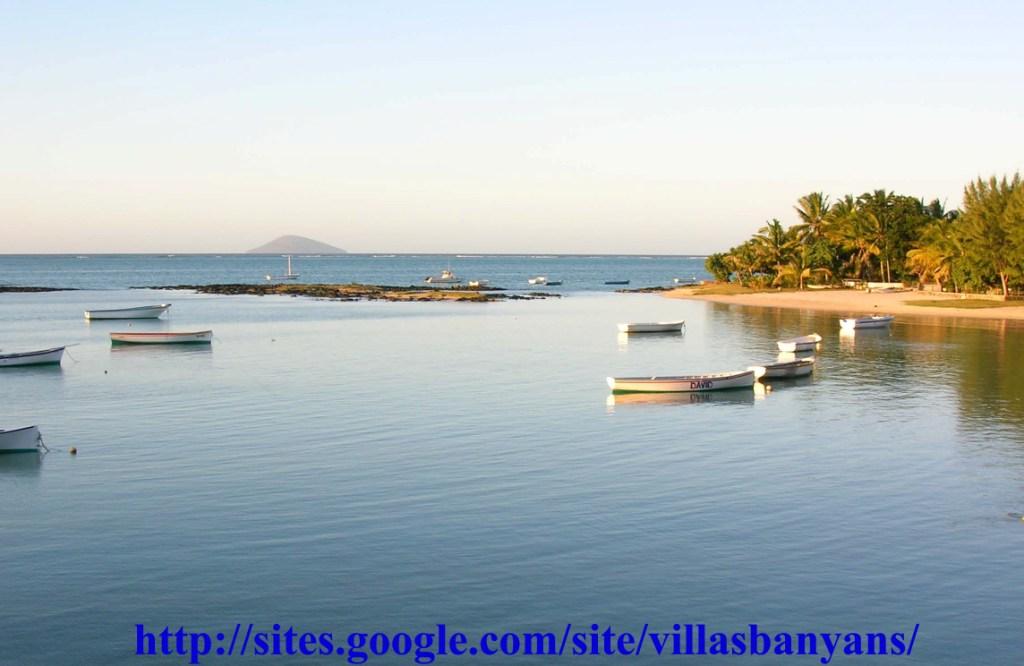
[3,276,1024,663]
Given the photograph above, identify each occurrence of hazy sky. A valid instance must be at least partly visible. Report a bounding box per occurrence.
[2,1,1022,254]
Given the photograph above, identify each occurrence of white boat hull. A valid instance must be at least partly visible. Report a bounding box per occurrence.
[0,426,42,453]
[528,277,547,285]
[617,320,685,333]
[0,346,65,367]
[776,333,822,352]
[85,304,171,320]
[607,367,765,393]
[840,315,894,330]
[762,357,815,378]
[110,330,213,344]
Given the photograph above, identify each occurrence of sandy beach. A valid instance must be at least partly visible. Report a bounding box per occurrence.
[664,287,1024,321]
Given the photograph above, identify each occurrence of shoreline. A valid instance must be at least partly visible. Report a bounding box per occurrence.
[662,287,1024,321]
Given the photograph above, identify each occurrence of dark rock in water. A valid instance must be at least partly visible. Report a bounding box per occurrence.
[616,285,673,293]
[139,283,557,303]
[0,285,78,292]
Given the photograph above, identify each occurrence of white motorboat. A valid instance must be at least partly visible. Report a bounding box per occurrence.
[467,280,490,288]
[528,276,547,285]
[265,255,299,281]
[607,367,766,393]
[0,346,65,367]
[839,315,894,330]
[617,320,685,333]
[0,426,45,453]
[776,333,822,352]
[425,269,460,284]
[84,304,171,320]
[761,357,815,379]
[110,330,213,344]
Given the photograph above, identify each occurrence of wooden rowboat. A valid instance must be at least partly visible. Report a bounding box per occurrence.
[0,426,45,453]
[110,330,212,344]
[607,367,766,393]
[839,315,893,330]
[762,357,815,379]
[0,346,65,367]
[776,333,822,352]
[85,304,171,320]
[617,320,686,333]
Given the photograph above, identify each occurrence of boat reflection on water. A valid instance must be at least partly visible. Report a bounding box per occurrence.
[0,451,44,478]
[616,330,684,349]
[775,350,815,363]
[110,344,214,360]
[607,388,761,410]
[760,374,815,390]
[839,326,892,350]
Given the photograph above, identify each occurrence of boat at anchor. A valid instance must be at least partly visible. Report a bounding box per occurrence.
[85,304,171,320]
[110,330,213,344]
[607,367,766,393]
[0,346,66,367]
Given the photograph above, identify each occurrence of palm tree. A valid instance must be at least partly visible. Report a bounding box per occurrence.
[774,244,833,289]
[828,198,880,281]
[751,219,796,275]
[856,190,899,282]
[793,192,832,243]
[906,219,961,291]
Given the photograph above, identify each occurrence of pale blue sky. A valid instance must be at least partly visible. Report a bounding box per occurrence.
[2,1,1022,253]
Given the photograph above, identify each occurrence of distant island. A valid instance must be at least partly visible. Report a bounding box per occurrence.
[247,235,347,254]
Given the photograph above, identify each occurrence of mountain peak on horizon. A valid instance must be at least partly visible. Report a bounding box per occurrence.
[247,235,347,254]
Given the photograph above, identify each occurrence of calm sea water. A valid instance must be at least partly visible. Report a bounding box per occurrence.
[0,254,708,292]
[2,256,1024,664]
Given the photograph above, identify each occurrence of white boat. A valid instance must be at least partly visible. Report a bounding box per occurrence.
[0,346,65,367]
[467,280,490,288]
[839,315,894,330]
[607,367,766,393]
[761,357,815,379]
[265,255,299,281]
[110,330,213,344]
[0,426,45,453]
[776,333,822,352]
[425,269,460,284]
[84,304,171,320]
[617,320,685,333]
[528,276,547,285]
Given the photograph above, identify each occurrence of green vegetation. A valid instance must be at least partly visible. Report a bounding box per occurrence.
[707,174,1024,296]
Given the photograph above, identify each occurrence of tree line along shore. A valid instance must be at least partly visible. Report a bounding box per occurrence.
[704,173,1024,298]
